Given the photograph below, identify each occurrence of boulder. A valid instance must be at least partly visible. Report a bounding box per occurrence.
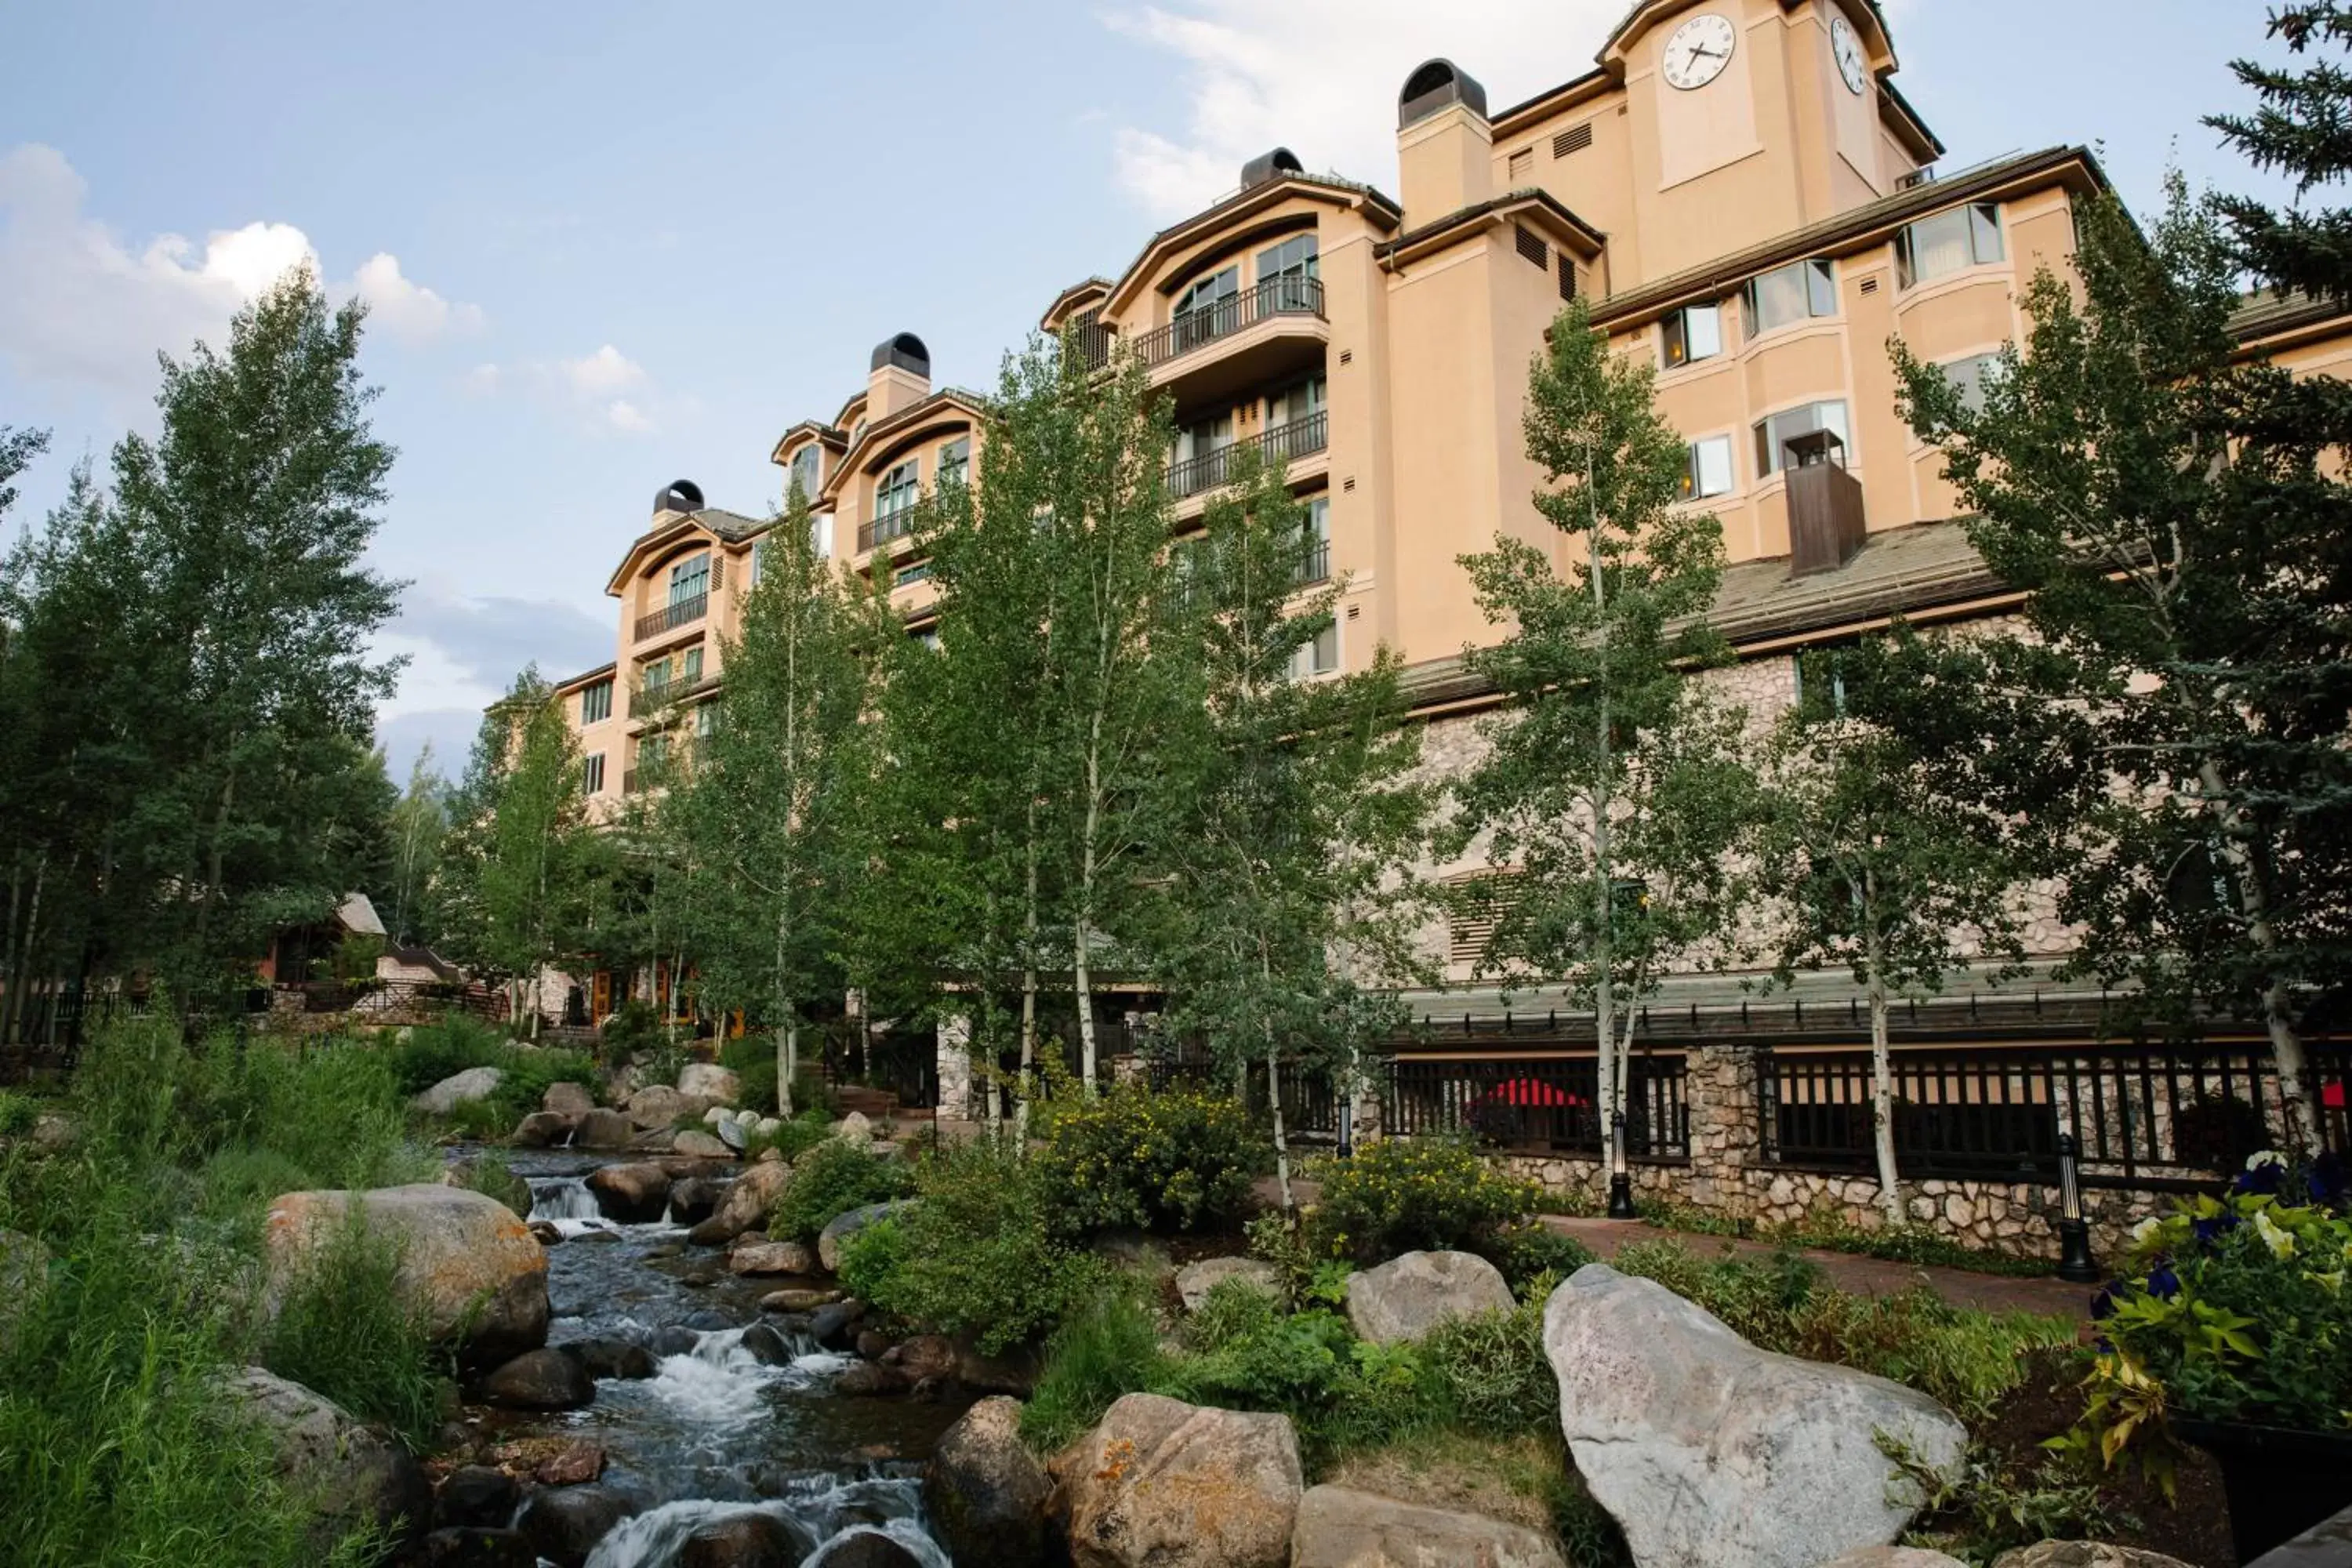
[626,1083,690,1130]
[680,1512,797,1568]
[418,1526,535,1566]
[571,1337,656,1380]
[1543,1264,1968,1568]
[1062,1392,1301,1568]
[716,1114,750,1152]
[1174,1256,1283,1312]
[836,1359,909,1396]
[728,1240,815,1276]
[512,1111,577,1148]
[881,1334,957,1382]
[1989,1547,2196,1568]
[1343,1250,1514,1345]
[586,1162,673,1224]
[1824,1552,1972,1568]
[543,1080,596,1117]
[830,1110,874,1145]
[811,1530,926,1568]
[535,1439,607,1486]
[518,1486,638,1568]
[412,1066,504,1116]
[670,1176,728,1224]
[760,1287,840,1312]
[441,1158,532,1218]
[436,1465,519,1528]
[480,1347,593,1410]
[808,1298,866,1349]
[575,1109,634,1149]
[925,1395,1052,1568]
[1290,1486,1567,1568]
[224,1366,430,1545]
[265,1185,548,1360]
[673,1130,733,1160]
[818,1200,913,1272]
[688,1162,793,1246]
[678,1062,742,1105]
[739,1322,797,1365]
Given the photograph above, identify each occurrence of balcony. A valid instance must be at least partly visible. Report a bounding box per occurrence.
[630,673,714,720]
[1167,410,1328,499]
[635,592,706,643]
[856,508,920,555]
[1294,539,1330,586]
[1134,276,1323,368]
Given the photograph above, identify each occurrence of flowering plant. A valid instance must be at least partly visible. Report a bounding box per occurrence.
[2065,1150,2352,1479]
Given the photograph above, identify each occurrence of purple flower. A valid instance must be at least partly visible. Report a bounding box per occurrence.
[2309,1151,2346,1207]
[2092,1280,2125,1319]
[2237,1161,2285,1196]
[2147,1261,2182,1301]
[2193,1212,2239,1247]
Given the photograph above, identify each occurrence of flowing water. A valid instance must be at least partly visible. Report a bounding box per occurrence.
[487,1151,974,1566]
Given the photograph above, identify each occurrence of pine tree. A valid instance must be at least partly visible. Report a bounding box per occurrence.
[1448,297,1741,1191]
[2208,2,2352,303]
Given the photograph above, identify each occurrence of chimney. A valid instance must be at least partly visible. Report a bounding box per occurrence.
[1396,59,1492,225]
[652,478,705,521]
[1783,431,1867,576]
[866,332,931,422]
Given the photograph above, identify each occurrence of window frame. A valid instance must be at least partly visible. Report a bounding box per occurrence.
[667,552,710,606]
[1661,301,1726,369]
[579,679,613,724]
[789,443,822,501]
[1941,350,2007,416]
[1682,434,1735,500]
[875,458,921,521]
[1751,400,1853,478]
[1740,259,1838,339]
[1895,202,2005,290]
[583,753,605,794]
[1291,619,1340,680]
[936,436,971,490]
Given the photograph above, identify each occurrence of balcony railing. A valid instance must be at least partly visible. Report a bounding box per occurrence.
[1294,539,1330,586]
[1167,409,1328,499]
[856,508,920,554]
[634,592,707,642]
[1132,275,1324,369]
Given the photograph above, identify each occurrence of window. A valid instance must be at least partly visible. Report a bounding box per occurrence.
[1174,265,1240,347]
[750,539,768,584]
[1290,620,1339,679]
[640,735,667,772]
[669,553,710,605]
[789,443,822,501]
[1265,375,1325,429]
[811,514,835,557]
[1682,435,1735,499]
[1741,259,1837,337]
[1753,401,1852,477]
[894,561,932,588]
[875,459,920,529]
[682,646,703,684]
[583,753,605,794]
[1257,234,1318,310]
[1661,303,1725,368]
[937,437,970,490]
[579,679,613,724]
[849,418,867,447]
[695,703,717,741]
[1941,351,2007,415]
[1174,411,1232,466]
[1296,495,1331,585]
[1896,202,2003,289]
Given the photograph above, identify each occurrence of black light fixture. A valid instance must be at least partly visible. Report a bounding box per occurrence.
[1606,1109,1636,1219]
[2055,1131,2100,1283]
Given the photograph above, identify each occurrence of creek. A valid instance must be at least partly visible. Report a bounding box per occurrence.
[492,1149,975,1567]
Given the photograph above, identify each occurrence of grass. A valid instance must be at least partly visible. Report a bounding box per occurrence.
[387,1017,597,1133]
[1324,1430,1630,1566]
[767,1138,914,1243]
[1631,1196,2061,1279]
[0,1015,446,1565]
[261,1209,446,1450]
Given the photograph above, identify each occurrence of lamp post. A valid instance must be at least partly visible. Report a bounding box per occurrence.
[2055,1131,2100,1283]
[1606,1109,1636,1219]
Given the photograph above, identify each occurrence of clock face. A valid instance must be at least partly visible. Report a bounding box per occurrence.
[1831,13,1867,95]
[1661,13,1737,92]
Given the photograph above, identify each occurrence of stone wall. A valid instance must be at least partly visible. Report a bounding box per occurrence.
[1491,1039,2153,1263]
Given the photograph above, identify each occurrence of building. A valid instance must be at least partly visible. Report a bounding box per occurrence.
[534,0,2351,1244]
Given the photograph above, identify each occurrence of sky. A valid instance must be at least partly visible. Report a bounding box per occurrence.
[0,1,2311,782]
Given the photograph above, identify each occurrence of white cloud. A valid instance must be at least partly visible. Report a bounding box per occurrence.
[604,398,652,433]
[463,362,502,395]
[1099,1,1625,219]
[564,343,644,397]
[0,142,481,399]
[463,344,666,436]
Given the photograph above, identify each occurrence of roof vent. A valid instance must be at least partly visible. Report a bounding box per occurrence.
[654,478,705,517]
[1399,58,1487,129]
[1240,147,1304,189]
[869,332,931,376]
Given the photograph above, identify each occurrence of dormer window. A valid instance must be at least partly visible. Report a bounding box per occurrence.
[669,553,710,605]
[789,444,822,501]
[1742,260,1837,339]
[874,459,920,538]
[1896,203,2004,289]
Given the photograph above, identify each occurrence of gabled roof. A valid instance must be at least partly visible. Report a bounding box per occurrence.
[551,661,617,695]
[1377,188,1607,270]
[825,387,989,489]
[770,419,847,466]
[1042,276,1115,332]
[1101,172,1403,318]
[604,508,771,595]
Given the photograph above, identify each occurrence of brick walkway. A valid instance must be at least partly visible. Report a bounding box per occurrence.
[1540,1214,2100,1322]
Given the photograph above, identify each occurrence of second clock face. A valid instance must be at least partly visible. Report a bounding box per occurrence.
[1662,13,1737,91]
[1831,13,1867,94]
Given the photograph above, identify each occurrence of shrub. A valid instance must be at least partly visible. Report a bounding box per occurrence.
[742,1109,834,1164]
[1308,1138,1541,1263]
[485,1045,596,1126]
[0,1089,38,1138]
[595,999,665,1066]
[1032,1081,1260,1237]
[717,1034,779,1116]
[1018,1282,1168,1453]
[1417,1301,1558,1437]
[385,1016,506,1097]
[840,1138,1100,1354]
[768,1139,914,1244]
[1483,1221,1595,1293]
[262,1209,444,1450]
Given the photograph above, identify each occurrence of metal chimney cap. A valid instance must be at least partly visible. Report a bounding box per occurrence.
[1399,59,1488,129]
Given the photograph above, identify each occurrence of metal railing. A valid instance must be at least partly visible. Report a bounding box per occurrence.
[1381,1052,1691,1160]
[1295,539,1330,586]
[634,592,707,642]
[857,508,920,554]
[1167,410,1328,499]
[1758,1040,2351,1182]
[1148,1055,1339,1137]
[1132,275,1325,369]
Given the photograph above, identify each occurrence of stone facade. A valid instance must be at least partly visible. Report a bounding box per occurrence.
[1495,1040,2151,1262]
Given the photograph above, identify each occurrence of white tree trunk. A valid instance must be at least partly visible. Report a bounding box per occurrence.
[2196,761,2320,1155]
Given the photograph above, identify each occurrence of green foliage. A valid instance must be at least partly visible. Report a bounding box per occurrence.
[0,1090,38,1138]
[740,1108,834,1164]
[387,1018,594,1131]
[717,1034,779,1117]
[1018,1282,1169,1453]
[1482,1222,1597,1295]
[768,1139,914,1244]
[596,1000,665,1066]
[1032,1081,1260,1236]
[1609,1239,2073,1421]
[1892,1437,2126,1568]
[838,1138,1101,1355]
[385,1016,505,1096]
[2205,2,2352,303]
[261,1210,443,1450]
[485,1046,595,1126]
[1307,1138,1541,1263]
[1769,1213,2059,1279]
[1415,1301,1559,1438]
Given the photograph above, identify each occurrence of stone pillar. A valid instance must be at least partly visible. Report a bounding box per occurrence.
[936,1014,973,1122]
[1683,1042,1762,1220]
